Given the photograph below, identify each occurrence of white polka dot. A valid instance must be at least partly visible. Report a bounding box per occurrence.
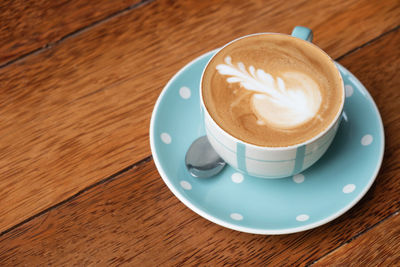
[160,133,171,144]
[180,181,192,190]
[345,84,354,97]
[361,134,373,146]
[343,184,355,194]
[296,214,309,222]
[230,213,243,221]
[231,172,244,183]
[179,86,191,99]
[293,174,305,183]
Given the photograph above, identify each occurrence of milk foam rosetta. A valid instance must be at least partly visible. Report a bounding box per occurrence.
[202,34,343,147]
[216,56,322,129]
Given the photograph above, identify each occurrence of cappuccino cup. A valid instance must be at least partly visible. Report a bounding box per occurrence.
[200,26,345,178]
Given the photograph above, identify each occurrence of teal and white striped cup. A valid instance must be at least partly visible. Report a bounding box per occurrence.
[200,26,345,178]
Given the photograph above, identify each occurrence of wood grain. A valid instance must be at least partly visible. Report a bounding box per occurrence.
[313,213,400,266]
[0,0,399,233]
[0,28,399,266]
[0,0,142,66]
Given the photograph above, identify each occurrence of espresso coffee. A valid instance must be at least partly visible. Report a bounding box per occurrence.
[202,34,343,147]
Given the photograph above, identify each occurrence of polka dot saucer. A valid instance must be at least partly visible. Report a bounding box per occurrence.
[149,51,384,235]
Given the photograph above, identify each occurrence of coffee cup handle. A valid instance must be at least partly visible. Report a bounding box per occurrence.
[291,26,313,42]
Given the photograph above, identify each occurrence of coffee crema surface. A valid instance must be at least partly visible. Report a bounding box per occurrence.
[202,34,343,147]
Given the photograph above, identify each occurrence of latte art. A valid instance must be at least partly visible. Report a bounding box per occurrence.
[202,34,343,147]
[216,56,322,129]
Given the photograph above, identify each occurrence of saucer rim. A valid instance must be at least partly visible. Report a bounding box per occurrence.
[149,50,385,235]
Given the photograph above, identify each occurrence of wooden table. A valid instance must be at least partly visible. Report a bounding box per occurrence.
[0,0,399,265]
